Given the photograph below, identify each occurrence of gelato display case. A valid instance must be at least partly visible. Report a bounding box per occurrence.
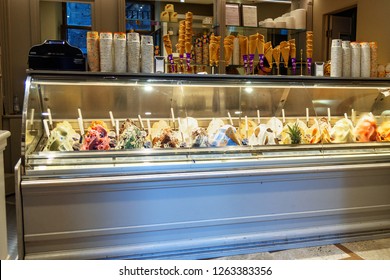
[16,71,390,259]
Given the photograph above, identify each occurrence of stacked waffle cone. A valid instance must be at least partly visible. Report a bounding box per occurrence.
[256,34,266,72]
[163,34,174,72]
[248,34,258,74]
[306,31,313,74]
[249,34,258,55]
[238,35,248,71]
[238,35,248,58]
[264,41,273,69]
[209,33,221,66]
[184,12,193,72]
[224,35,235,66]
[306,31,313,59]
[272,45,281,69]
[185,13,193,44]
[178,20,186,60]
[289,39,297,74]
[289,39,296,60]
[194,36,203,65]
[257,34,265,57]
[163,34,173,55]
[280,41,290,68]
[202,34,209,65]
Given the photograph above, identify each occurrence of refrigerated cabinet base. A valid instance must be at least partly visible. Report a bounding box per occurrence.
[16,159,390,260]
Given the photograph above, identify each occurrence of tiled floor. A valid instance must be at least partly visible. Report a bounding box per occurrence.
[214,240,390,260]
[5,194,390,260]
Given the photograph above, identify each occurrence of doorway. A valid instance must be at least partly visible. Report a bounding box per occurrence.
[325,6,357,60]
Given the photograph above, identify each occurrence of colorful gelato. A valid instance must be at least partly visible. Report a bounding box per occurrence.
[330,118,354,143]
[44,121,80,151]
[376,121,390,142]
[81,121,111,150]
[209,124,242,147]
[116,119,146,149]
[354,114,377,142]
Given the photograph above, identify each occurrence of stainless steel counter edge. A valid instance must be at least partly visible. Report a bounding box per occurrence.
[21,161,390,189]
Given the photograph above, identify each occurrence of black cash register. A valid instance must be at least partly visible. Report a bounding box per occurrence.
[28,40,86,71]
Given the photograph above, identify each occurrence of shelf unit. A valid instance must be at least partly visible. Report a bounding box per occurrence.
[124,1,309,74]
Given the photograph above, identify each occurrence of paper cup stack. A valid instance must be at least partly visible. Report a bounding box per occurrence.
[141,35,154,73]
[114,32,127,73]
[100,32,113,72]
[291,9,306,30]
[87,31,100,72]
[127,32,140,73]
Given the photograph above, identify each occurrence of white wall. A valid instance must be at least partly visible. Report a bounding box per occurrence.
[356,0,390,63]
[313,0,390,64]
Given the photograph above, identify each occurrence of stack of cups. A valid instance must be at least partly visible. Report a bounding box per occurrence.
[114,32,127,73]
[100,32,113,72]
[360,42,371,78]
[369,42,378,77]
[330,39,342,77]
[285,16,295,29]
[351,42,361,78]
[141,35,154,73]
[342,41,351,77]
[127,32,140,73]
[86,31,100,72]
[290,9,306,30]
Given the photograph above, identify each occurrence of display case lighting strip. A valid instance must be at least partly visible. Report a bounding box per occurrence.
[31,81,140,87]
[32,81,386,91]
[312,84,387,90]
[32,80,308,89]
[255,0,291,3]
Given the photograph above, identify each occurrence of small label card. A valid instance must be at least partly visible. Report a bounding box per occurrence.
[242,5,258,27]
[226,4,240,26]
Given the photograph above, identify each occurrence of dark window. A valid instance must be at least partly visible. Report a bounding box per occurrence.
[63,2,92,53]
[125,1,154,33]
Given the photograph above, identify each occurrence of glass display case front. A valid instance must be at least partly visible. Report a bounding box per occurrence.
[16,71,390,260]
[22,71,390,177]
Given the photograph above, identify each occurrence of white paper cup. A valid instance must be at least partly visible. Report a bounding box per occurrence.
[291,9,306,30]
